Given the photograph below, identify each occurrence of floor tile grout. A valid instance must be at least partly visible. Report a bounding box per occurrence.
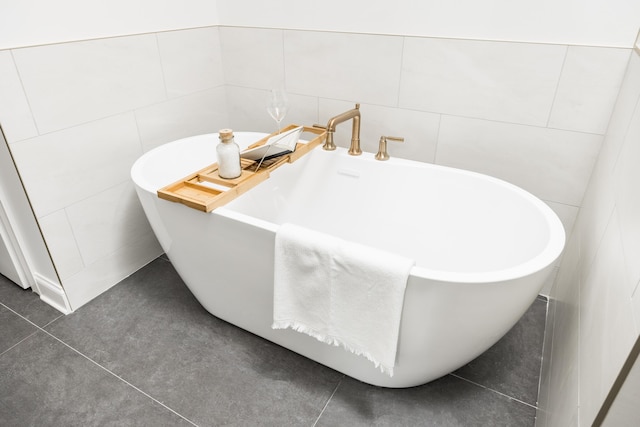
[312,375,344,427]
[40,327,202,427]
[0,329,40,358]
[0,299,200,427]
[449,373,538,410]
[40,314,65,329]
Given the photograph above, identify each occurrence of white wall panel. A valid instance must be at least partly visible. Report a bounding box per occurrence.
[400,38,566,126]
[436,116,602,206]
[12,35,166,134]
[549,47,630,134]
[0,51,38,142]
[157,27,225,98]
[284,31,403,106]
[8,113,142,218]
[0,0,218,49]
[217,0,640,48]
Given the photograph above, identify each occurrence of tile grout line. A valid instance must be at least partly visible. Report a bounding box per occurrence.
[312,375,344,427]
[0,301,200,427]
[449,373,538,410]
[0,333,36,358]
[39,328,202,427]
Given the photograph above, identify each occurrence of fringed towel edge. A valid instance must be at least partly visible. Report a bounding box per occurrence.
[272,320,395,377]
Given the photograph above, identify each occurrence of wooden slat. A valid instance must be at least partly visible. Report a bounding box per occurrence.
[157,125,326,212]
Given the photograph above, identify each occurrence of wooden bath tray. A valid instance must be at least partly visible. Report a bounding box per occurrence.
[157,125,327,212]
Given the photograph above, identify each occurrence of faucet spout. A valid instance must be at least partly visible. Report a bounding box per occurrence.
[323,103,361,155]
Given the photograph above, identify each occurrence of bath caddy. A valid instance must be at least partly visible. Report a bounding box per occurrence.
[157,125,327,212]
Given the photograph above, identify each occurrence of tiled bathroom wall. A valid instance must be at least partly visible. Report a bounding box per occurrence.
[0,27,228,309]
[537,46,640,427]
[221,26,630,295]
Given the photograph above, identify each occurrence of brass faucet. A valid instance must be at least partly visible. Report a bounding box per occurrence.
[375,135,404,161]
[323,103,361,155]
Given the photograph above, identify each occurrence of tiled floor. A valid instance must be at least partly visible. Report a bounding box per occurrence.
[0,257,547,426]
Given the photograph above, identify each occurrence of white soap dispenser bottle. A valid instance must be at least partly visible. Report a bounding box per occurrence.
[216,129,241,179]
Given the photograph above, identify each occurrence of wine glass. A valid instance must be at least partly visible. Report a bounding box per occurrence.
[266,88,288,134]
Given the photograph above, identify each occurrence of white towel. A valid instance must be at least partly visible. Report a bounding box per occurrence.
[272,223,415,376]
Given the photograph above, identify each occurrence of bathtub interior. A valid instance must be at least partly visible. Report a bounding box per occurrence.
[132,132,564,280]
[223,147,560,278]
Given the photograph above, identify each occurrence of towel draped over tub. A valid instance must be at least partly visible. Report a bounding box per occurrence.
[272,223,415,376]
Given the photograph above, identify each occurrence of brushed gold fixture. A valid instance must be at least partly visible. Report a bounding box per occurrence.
[375,135,404,161]
[323,104,361,155]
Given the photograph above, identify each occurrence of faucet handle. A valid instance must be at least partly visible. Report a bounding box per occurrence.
[375,136,404,161]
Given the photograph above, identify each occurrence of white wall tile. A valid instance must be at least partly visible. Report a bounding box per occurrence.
[0,50,38,142]
[551,237,580,375]
[319,98,440,163]
[580,210,637,427]
[219,27,285,89]
[544,228,581,427]
[399,38,566,126]
[597,53,640,175]
[37,209,84,280]
[226,85,319,133]
[62,231,162,310]
[284,30,403,106]
[12,34,166,134]
[614,97,640,291]
[9,113,142,218]
[541,49,640,427]
[436,115,602,206]
[536,233,580,426]
[157,27,224,98]
[576,144,617,273]
[545,234,580,423]
[548,46,630,134]
[547,362,580,427]
[65,181,156,266]
[135,87,228,152]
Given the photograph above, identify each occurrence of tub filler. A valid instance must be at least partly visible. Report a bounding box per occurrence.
[131,132,565,388]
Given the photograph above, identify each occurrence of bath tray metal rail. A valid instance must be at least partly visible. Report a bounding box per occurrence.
[157,125,327,212]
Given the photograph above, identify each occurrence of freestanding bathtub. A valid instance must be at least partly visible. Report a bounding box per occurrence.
[131,132,565,388]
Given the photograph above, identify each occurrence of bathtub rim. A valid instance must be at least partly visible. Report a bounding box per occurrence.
[212,205,563,285]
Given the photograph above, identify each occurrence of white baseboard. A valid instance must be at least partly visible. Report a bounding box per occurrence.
[33,273,72,314]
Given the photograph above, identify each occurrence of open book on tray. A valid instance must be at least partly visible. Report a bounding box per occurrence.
[240,126,303,162]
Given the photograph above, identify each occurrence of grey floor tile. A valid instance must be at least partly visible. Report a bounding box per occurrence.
[316,375,535,427]
[0,331,193,427]
[453,297,547,406]
[46,258,342,427]
[0,304,38,354]
[0,274,62,327]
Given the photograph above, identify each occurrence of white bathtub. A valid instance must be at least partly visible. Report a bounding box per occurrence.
[131,132,565,388]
